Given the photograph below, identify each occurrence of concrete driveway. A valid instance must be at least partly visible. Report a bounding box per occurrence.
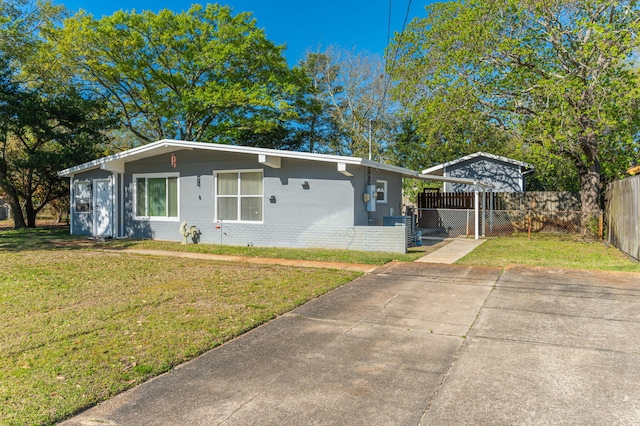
[61,263,640,425]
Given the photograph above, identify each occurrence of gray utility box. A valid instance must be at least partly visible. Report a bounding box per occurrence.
[383,216,415,247]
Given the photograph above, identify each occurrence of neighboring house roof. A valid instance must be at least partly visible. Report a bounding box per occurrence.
[58,139,494,188]
[421,152,533,176]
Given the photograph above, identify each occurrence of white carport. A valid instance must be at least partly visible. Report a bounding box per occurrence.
[401,171,493,240]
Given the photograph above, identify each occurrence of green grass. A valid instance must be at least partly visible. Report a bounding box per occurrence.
[2,226,639,423]
[457,233,640,272]
[0,223,437,264]
[0,224,79,250]
[96,236,434,265]
[0,228,363,425]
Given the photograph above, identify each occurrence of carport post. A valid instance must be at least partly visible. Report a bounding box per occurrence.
[474,187,479,240]
[482,186,486,237]
[490,190,494,233]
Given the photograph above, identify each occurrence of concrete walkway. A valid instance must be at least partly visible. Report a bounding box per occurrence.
[60,262,640,425]
[415,237,486,264]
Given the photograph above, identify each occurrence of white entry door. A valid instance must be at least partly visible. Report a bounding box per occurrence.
[93,179,113,237]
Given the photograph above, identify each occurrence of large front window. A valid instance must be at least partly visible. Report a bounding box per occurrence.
[216,171,263,222]
[134,174,178,219]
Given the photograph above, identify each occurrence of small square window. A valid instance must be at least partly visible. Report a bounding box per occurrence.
[376,180,387,203]
[74,181,91,213]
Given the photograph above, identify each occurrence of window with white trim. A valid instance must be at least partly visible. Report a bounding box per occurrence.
[74,180,91,213]
[376,180,387,203]
[215,170,263,222]
[134,173,179,219]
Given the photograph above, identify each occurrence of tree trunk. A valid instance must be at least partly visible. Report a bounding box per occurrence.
[577,131,603,215]
[6,194,26,229]
[579,164,601,214]
[24,198,37,228]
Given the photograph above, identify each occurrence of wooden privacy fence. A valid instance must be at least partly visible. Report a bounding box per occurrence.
[417,191,581,211]
[606,175,640,260]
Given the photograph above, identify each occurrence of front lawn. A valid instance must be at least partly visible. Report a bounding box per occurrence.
[0,223,439,264]
[99,237,437,264]
[0,228,361,425]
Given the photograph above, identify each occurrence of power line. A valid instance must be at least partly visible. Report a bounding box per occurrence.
[382,0,413,106]
[387,0,393,48]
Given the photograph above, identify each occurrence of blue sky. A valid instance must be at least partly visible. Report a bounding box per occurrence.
[55,1,433,65]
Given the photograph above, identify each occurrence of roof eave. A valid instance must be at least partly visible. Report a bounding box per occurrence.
[57,139,419,177]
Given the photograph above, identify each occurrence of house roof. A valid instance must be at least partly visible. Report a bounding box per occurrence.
[58,139,494,188]
[421,151,534,176]
[59,139,418,177]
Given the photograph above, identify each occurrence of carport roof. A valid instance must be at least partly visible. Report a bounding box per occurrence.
[422,151,533,176]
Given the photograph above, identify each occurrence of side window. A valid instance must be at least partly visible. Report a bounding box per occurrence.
[376,180,387,203]
[74,180,91,213]
[215,171,263,222]
[134,174,179,219]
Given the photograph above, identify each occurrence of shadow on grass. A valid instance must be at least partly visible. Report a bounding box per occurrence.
[0,223,437,264]
[0,226,99,252]
[0,219,157,253]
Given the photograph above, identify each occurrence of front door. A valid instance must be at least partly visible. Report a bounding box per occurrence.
[93,179,112,237]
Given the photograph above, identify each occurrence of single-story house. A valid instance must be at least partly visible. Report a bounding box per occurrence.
[59,139,431,252]
[421,152,534,193]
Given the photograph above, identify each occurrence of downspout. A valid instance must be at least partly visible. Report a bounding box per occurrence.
[112,173,117,238]
[521,167,535,191]
[69,174,74,235]
[120,173,124,238]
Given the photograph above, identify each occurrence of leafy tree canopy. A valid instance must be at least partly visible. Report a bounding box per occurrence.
[0,0,118,228]
[46,4,302,147]
[0,0,65,67]
[0,61,118,228]
[298,47,398,159]
[389,0,640,212]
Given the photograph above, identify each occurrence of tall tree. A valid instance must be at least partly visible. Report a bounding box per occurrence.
[299,47,398,159]
[390,0,640,214]
[0,64,117,228]
[46,4,301,147]
[294,53,343,153]
[1,1,117,228]
[0,0,65,67]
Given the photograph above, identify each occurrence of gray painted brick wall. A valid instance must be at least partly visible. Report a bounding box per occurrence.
[126,220,408,253]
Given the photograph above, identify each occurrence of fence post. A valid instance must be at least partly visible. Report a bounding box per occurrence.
[466,209,470,236]
[599,213,604,240]
[481,187,486,237]
[474,188,479,240]
[490,190,494,233]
